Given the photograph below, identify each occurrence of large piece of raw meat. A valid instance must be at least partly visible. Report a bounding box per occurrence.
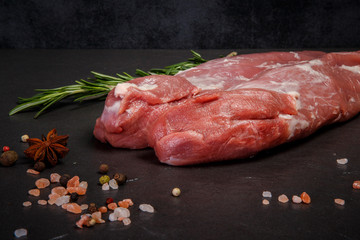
[93,50,360,165]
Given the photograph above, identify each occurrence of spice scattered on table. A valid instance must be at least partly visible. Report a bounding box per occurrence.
[24,128,69,167]
[2,146,10,152]
[352,180,360,189]
[334,198,345,206]
[23,201,32,207]
[26,168,40,175]
[38,200,47,205]
[35,178,50,189]
[336,158,348,165]
[278,194,289,203]
[33,161,46,172]
[300,192,311,204]
[262,199,270,205]
[98,164,109,174]
[28,189,40,197]
[113,173,127,185]
[262,191,272,198]
[14,228,28,238]
[172,187,181,197]
[292,195,302,204]
[99,175,110,185]
[139,204,155,213]
[21,134,29,143]
[0,150,18,167]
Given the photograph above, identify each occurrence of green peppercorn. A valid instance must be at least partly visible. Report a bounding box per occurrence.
[0,150,18,167]
[60,174,71,187]
[113,173,127,185]
[33,161,46,172]
[99,175,110,185]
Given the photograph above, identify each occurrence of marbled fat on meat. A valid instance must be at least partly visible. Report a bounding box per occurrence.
[93,51,360,165]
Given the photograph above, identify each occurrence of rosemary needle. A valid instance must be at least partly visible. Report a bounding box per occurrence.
[9,50,207,118]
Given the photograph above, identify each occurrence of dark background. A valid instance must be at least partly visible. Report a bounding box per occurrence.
[1,0,360,49]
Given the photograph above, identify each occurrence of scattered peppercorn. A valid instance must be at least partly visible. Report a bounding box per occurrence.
[33,161,46,172]
[98,164,109,174]
[88,203,97,213]
[60,174,71,187]
[106,197,114,204]
[113,173,127,185]
[353,180,360,189]
[172,187,181,197]
[21,134,30,143]
[0,150,18,167]
[99,175,110,185]
[70,192,79,202]
[2,146,10,152]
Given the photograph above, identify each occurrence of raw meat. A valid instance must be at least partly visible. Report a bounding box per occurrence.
[93,50,360,165]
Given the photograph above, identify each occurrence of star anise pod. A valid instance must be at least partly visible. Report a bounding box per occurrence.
[24,128,69,166]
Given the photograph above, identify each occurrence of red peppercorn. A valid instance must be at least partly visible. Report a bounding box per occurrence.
[106,197,114,204]
[2,146,10,152]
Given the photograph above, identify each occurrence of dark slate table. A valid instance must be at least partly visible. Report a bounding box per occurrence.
[1,49,360,240]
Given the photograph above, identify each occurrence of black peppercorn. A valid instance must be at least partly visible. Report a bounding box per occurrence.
[60,174,71,187]
[113,173,127,185]
[70,192,79,202]
[33,161,46,172]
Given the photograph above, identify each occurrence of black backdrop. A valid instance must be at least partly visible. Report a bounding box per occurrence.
[1,0,360,49]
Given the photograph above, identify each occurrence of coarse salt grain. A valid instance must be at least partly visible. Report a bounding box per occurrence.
[336,158,348,165]
[278,194,289,203]
[109,179,119,189]
[102,183,110,191]
[14,228,28,238]
[23,201,32,207]
[37,200,47,205]
[28,188,40,197]
[139,204,155,213]
[26,169,40,175]
[80,204,89,211]
[35,178,50,189]
[262,191,272,198]
[262,199,270,205]
[79,181,88,189]
[123,217,131,225]
[55,195,70,206]
[292,195,302,204]
[50,173,61,183]
[334,198,345,206]
[109,213,117,222]
[114,207,130,218]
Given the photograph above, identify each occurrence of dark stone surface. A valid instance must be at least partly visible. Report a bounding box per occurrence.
[1,49,360,239]
[1,0,360,49]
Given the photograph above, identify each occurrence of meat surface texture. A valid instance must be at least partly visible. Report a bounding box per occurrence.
[93,50,360,166]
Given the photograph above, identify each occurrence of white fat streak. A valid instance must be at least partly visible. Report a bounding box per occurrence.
[290,51,300,60]
[256,62,290,69]
[106,101,120,113]
[114,82,158,97]
[295,60,328,82]
[286,116,310,139]
[340,65,360,74]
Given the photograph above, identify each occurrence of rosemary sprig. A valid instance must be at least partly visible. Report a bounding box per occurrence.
[9,50,207,118]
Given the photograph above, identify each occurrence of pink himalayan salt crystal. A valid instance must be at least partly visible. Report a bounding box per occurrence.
[79,181,88,189]
[92,211,105,223]
[292,195,302,204]
[35,178,50,189]
[66,203,82,214]
[26,169,40,175]
[28,189,40,197]
[123,218,131,226]
[37,200,47,205]
[51,186,68,196]
[50,173,61,183]
[55,195,70,206]
[76,214,90,229]
[123,198,134,206]
[80,204,89,211]
[22,201,32,207]
[262,199,270,205]
[278,194,289,203]
[334,198,345,206]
